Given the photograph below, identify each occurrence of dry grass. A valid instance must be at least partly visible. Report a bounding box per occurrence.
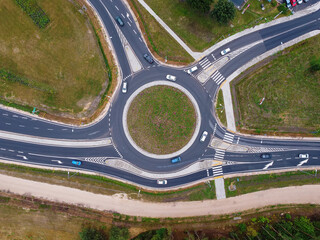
[0,0,108,115]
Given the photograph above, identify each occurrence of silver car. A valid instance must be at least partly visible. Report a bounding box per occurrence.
[200,131,208,142]
[166,74,176,81]
[122,82,127,93]
[220,48,230,56]
[157,179,167,185]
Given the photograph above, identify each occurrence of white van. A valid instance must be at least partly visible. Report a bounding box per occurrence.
[187,66,198,74]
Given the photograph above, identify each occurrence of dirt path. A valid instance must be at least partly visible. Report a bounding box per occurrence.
[1,174,319,218]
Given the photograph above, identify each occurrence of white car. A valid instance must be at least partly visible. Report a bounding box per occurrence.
[299,153,309,158]
[187,66,198,74]
[220,48,231,56]
[166,74,176,81]
[200,131,208,142]
[122,82,127,93]
[297,0,303,4]
[157,179,167,185]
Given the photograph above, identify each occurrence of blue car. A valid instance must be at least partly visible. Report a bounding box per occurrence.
[171,156,181,164]
[72,160,82,166]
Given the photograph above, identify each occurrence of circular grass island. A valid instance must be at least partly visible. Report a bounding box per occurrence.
[127,85,196,155]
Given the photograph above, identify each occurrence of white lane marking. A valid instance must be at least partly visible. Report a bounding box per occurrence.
[121,13,125,19]
[115,5,119,10]
[18,151,23,154]
[139,37,142,42]
[5,123,11,125]
[206,169,209,177]
[263,161,273,170]
[17,155,28,160]
[61,128,68,131]
[0,148,6,151]
[127,21,131,27]
[47,128,53,131]
[133,30,137,34]
[2,113,8,116]
[277,159,283,161]
[33,127,39,129]
[213,123,217,135]
[236,137,240,144]
[13,115,18,118]
[126,12,132,22]
[22,117,28,119]
[18,125,25,127]
[313,157,318,159]
[8,149,14,152]
[88,131,100,136]
[297,159,308,166]
[286,157,291,160]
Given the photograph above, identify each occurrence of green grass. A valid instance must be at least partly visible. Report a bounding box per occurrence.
[234,35,320,134]
[130,0,193,63]
[0,0,108,114]
[127,86,196,154]
[216,89,227,126]
[143,0,287,51]
[225,170,320,198]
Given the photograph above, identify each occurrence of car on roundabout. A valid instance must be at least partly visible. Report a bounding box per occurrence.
[157,179,167,185]
[122,82,127,93]
[200,131,208,142]
[143,53,154,64]
[166,74,176,81]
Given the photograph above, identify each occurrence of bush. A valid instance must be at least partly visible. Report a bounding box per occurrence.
[211,0,236,24]
[186,0,213,14]
[15,0,50,28]
[109,226,129,240]
[277,3,288,14]
[309,56,320,72]
[79,225,107,240]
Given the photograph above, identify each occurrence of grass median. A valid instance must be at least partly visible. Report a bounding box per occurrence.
[233,34,320,135]
[0,0,108,115]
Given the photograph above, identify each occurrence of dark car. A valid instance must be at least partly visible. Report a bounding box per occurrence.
[115,16,124,27]
[260,153,272,159]
[143,54,154,64]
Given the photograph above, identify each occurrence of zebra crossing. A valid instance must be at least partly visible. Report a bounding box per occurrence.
[212,164,223,178]
[223,132,234,144]
[199,57,212,70]
[214,149,225,160]
[84,157,108,165]
[211,70,225,85]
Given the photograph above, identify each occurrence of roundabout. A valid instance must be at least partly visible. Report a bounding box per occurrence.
[122,81,201,159]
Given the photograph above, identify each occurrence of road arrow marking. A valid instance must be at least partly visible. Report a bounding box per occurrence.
[17,155,28,160]
[263,161,273,170]
[297,159,308,166]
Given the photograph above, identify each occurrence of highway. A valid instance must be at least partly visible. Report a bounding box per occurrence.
[0,0,319,188]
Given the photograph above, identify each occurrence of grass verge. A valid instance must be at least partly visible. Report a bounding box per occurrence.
[233,34,320,135]
[143,0,289,51]
[225,170,320,198]
[216,89,227,126]
[0,162,215,202]
[127,86,196,154]
[128,0,194,64]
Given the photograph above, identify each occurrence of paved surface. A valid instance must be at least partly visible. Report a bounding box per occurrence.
[0,0,318,189]
[214,177,226,200]
[1,174,319,217]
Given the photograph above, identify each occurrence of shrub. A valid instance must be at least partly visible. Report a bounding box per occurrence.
[309,56,320,72]
[15,0,50,28]
[79,225,107,240]
[211,0,236,24]
[277,3,288,14]
[109,226,129,240]
[271,0,277,7]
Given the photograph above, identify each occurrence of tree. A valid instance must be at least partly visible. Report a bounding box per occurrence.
[309,56,320,72]
[109,226,130,240]
[79,226,107,240]
[186,0,213,14]
[211,0,236,24]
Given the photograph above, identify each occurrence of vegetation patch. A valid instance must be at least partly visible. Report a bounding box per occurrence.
[233,35,320,135]
[15,0,50,28]
[143,0,286,51]
[216,89,227,126]
[225,170,320,198]
[129,0,193,64]
[0,0,108,116]
[127,85,196,154]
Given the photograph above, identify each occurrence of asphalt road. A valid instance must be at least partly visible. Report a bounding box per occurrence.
[0,0,319,187]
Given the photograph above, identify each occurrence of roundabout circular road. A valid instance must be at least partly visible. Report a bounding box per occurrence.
[110,65,217,172]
